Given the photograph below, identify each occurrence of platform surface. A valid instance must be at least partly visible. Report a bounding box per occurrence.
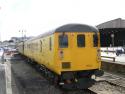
[101,59,125,65]
[0,63,6,94]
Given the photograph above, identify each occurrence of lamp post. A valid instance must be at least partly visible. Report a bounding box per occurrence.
[19,30,26,41]
[23,30,26,41]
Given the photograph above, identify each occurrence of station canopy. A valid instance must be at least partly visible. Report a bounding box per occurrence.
[96,18,125,47]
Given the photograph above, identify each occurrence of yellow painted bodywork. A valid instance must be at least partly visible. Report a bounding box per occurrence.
[54,32,101,74]
[17,42,24,54]
[18,32,101,75]
[23,35,56,73]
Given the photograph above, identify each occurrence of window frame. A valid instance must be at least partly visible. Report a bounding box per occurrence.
[58,34,68,48]
[77,34,85,47]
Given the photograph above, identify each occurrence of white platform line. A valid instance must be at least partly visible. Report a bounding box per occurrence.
[5,61,12,94]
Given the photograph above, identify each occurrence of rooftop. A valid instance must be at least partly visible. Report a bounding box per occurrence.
[97,18,125,29]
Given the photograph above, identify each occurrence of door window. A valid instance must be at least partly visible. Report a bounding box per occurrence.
[93,34,98,47]
[77,34,85,47]
[59,34,68,48]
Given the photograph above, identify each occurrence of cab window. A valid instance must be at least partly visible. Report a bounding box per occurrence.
[59,34,68,48]
[77,34,85,47]
[93,34,98,47]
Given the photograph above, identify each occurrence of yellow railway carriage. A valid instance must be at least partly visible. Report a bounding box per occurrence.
[18,24,103,89]
[17,42,24,54]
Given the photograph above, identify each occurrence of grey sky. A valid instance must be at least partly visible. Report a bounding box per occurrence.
[0,0,124,41]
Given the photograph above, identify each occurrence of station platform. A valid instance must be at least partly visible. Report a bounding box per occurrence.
[101,47,125,63]
[0,57,19,94]
[101,60,125,76]
[101,47,125,75]
[101,55,125,64]
[0,63,6,94]
[101,59,125,65]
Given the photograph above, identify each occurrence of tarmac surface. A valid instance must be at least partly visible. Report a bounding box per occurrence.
[0,55,20,94]
[10,57,53,94]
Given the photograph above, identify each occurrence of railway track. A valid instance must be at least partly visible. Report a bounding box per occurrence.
[96,72,125,88]
[47,86,97,94]
[89,72,125,94]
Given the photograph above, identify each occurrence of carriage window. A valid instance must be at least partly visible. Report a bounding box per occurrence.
[40,40,42,52]
[77,34,85,47]
[49,37,52,50]
[59,34,68,48]
[93,34,98,47]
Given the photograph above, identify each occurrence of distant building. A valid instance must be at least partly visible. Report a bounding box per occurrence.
[0,36,33,49]
[0,40,15,49]
[11,36,33,43]
[97,18,125,47]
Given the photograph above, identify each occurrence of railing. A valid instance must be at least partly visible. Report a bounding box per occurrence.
[101,56,115,62]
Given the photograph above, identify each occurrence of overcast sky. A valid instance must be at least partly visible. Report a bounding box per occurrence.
[0,0,124,41]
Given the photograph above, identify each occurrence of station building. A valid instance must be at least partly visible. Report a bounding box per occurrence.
[97,18,125,47]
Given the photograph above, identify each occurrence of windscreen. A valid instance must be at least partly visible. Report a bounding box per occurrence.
[59,34,68,48]
[77,34,85,47]
[93,34,98,47]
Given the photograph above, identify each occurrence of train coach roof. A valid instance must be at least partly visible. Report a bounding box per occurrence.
[25,24,98,42]
[55,24,99,32]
